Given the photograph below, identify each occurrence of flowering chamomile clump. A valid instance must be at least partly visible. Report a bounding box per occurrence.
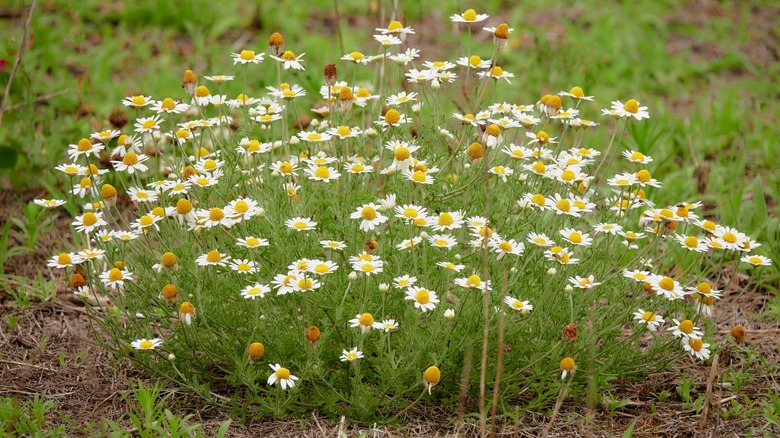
[40,6,774,421]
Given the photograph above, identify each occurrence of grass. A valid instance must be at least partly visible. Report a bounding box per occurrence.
[0,0,778,435]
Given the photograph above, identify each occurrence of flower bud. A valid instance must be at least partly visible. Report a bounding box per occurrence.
[547,267,557,276]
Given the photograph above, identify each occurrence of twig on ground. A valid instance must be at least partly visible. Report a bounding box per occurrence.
[0,0,38,128]
[699,353,719,430]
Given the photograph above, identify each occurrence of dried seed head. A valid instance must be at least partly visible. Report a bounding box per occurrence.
[181,70,198,96]
[562,322,578,342]
[467,142,484,160]
[730,325,746,343]
[269,32,285,56]
[364,239,379,254]
[109,108,128,129]
[323,62,337,86]
[306,326,321,346]
[101,184,117,205]
[70,273,86,288]
[247,342,265,360]
[161,284,179,304]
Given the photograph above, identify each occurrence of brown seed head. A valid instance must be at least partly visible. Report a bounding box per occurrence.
[562,322,578,342]
[306,326,321,346]
[323,62,337,86]
[730,325,746,343]
[109,108,128,129]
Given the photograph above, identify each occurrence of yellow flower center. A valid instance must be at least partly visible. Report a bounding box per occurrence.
[314,264,330,274]
[415,289,430,304]
[486,124,500,137]
[567,232,582,243]
[688,338,703,352]
[547,95,562,110]
[702,220,716,232]
[569,86,584,98]
[684,236,698,248]
[131,96,146,105]
[749,256,762,264]
[307,133,322,141]
[532,161,546,174]
[199,159,216,171]
[161,98,176,111]
[697,282,712,294]
[139,340,153,349]
[361,263,375,272]
[180,302,195,314]
[142,119,156,129]
[636,169,651,183]
[463,9,477,21]
[195,86,209,97]
[293,221,308,230]
[387,20,403,31]
[494,23,510,39]
[723,232,737,243]
[273,162,291,174]
[162,252,177,267]
[679,320,694,334]
[275,367,291,379]
[556,199,571,212]
[361,207,377,221]
[466,275,481,288]
[385,109,401,125]
[632,272,647,280]
[356,87,370,98]
[561,169,575,181]
[122,152,139,166]
[82,212,98,226]
[176,199,192,214]
[630,151,645,161]
[468,55,482,67]
[246,140,261,153]
[438,213,454,226]
[434,239,448,246]
[623,99,639,114]
[403,208,418,218]
[658,277,675,291]
[57,253,72,265]
[233,201,249,214]
[350,51,364,61]
[209,208,224,222]
[412,171,427,183]
[314,166,330,179]
[642,311,656,322]
[512,300,525,309]
[560,357,575,371]
[531,194,545,207]
[490,66,504,76]
[77,138,92,151]
[336,126,352,137]
[550,246,563,254]
[240,50,256,60]
[139,215,153,226]
[108,268,123,282]
[359,313,374,326]
[206,250,221,263]
[281,50,296,61]
[298,278,313,289]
